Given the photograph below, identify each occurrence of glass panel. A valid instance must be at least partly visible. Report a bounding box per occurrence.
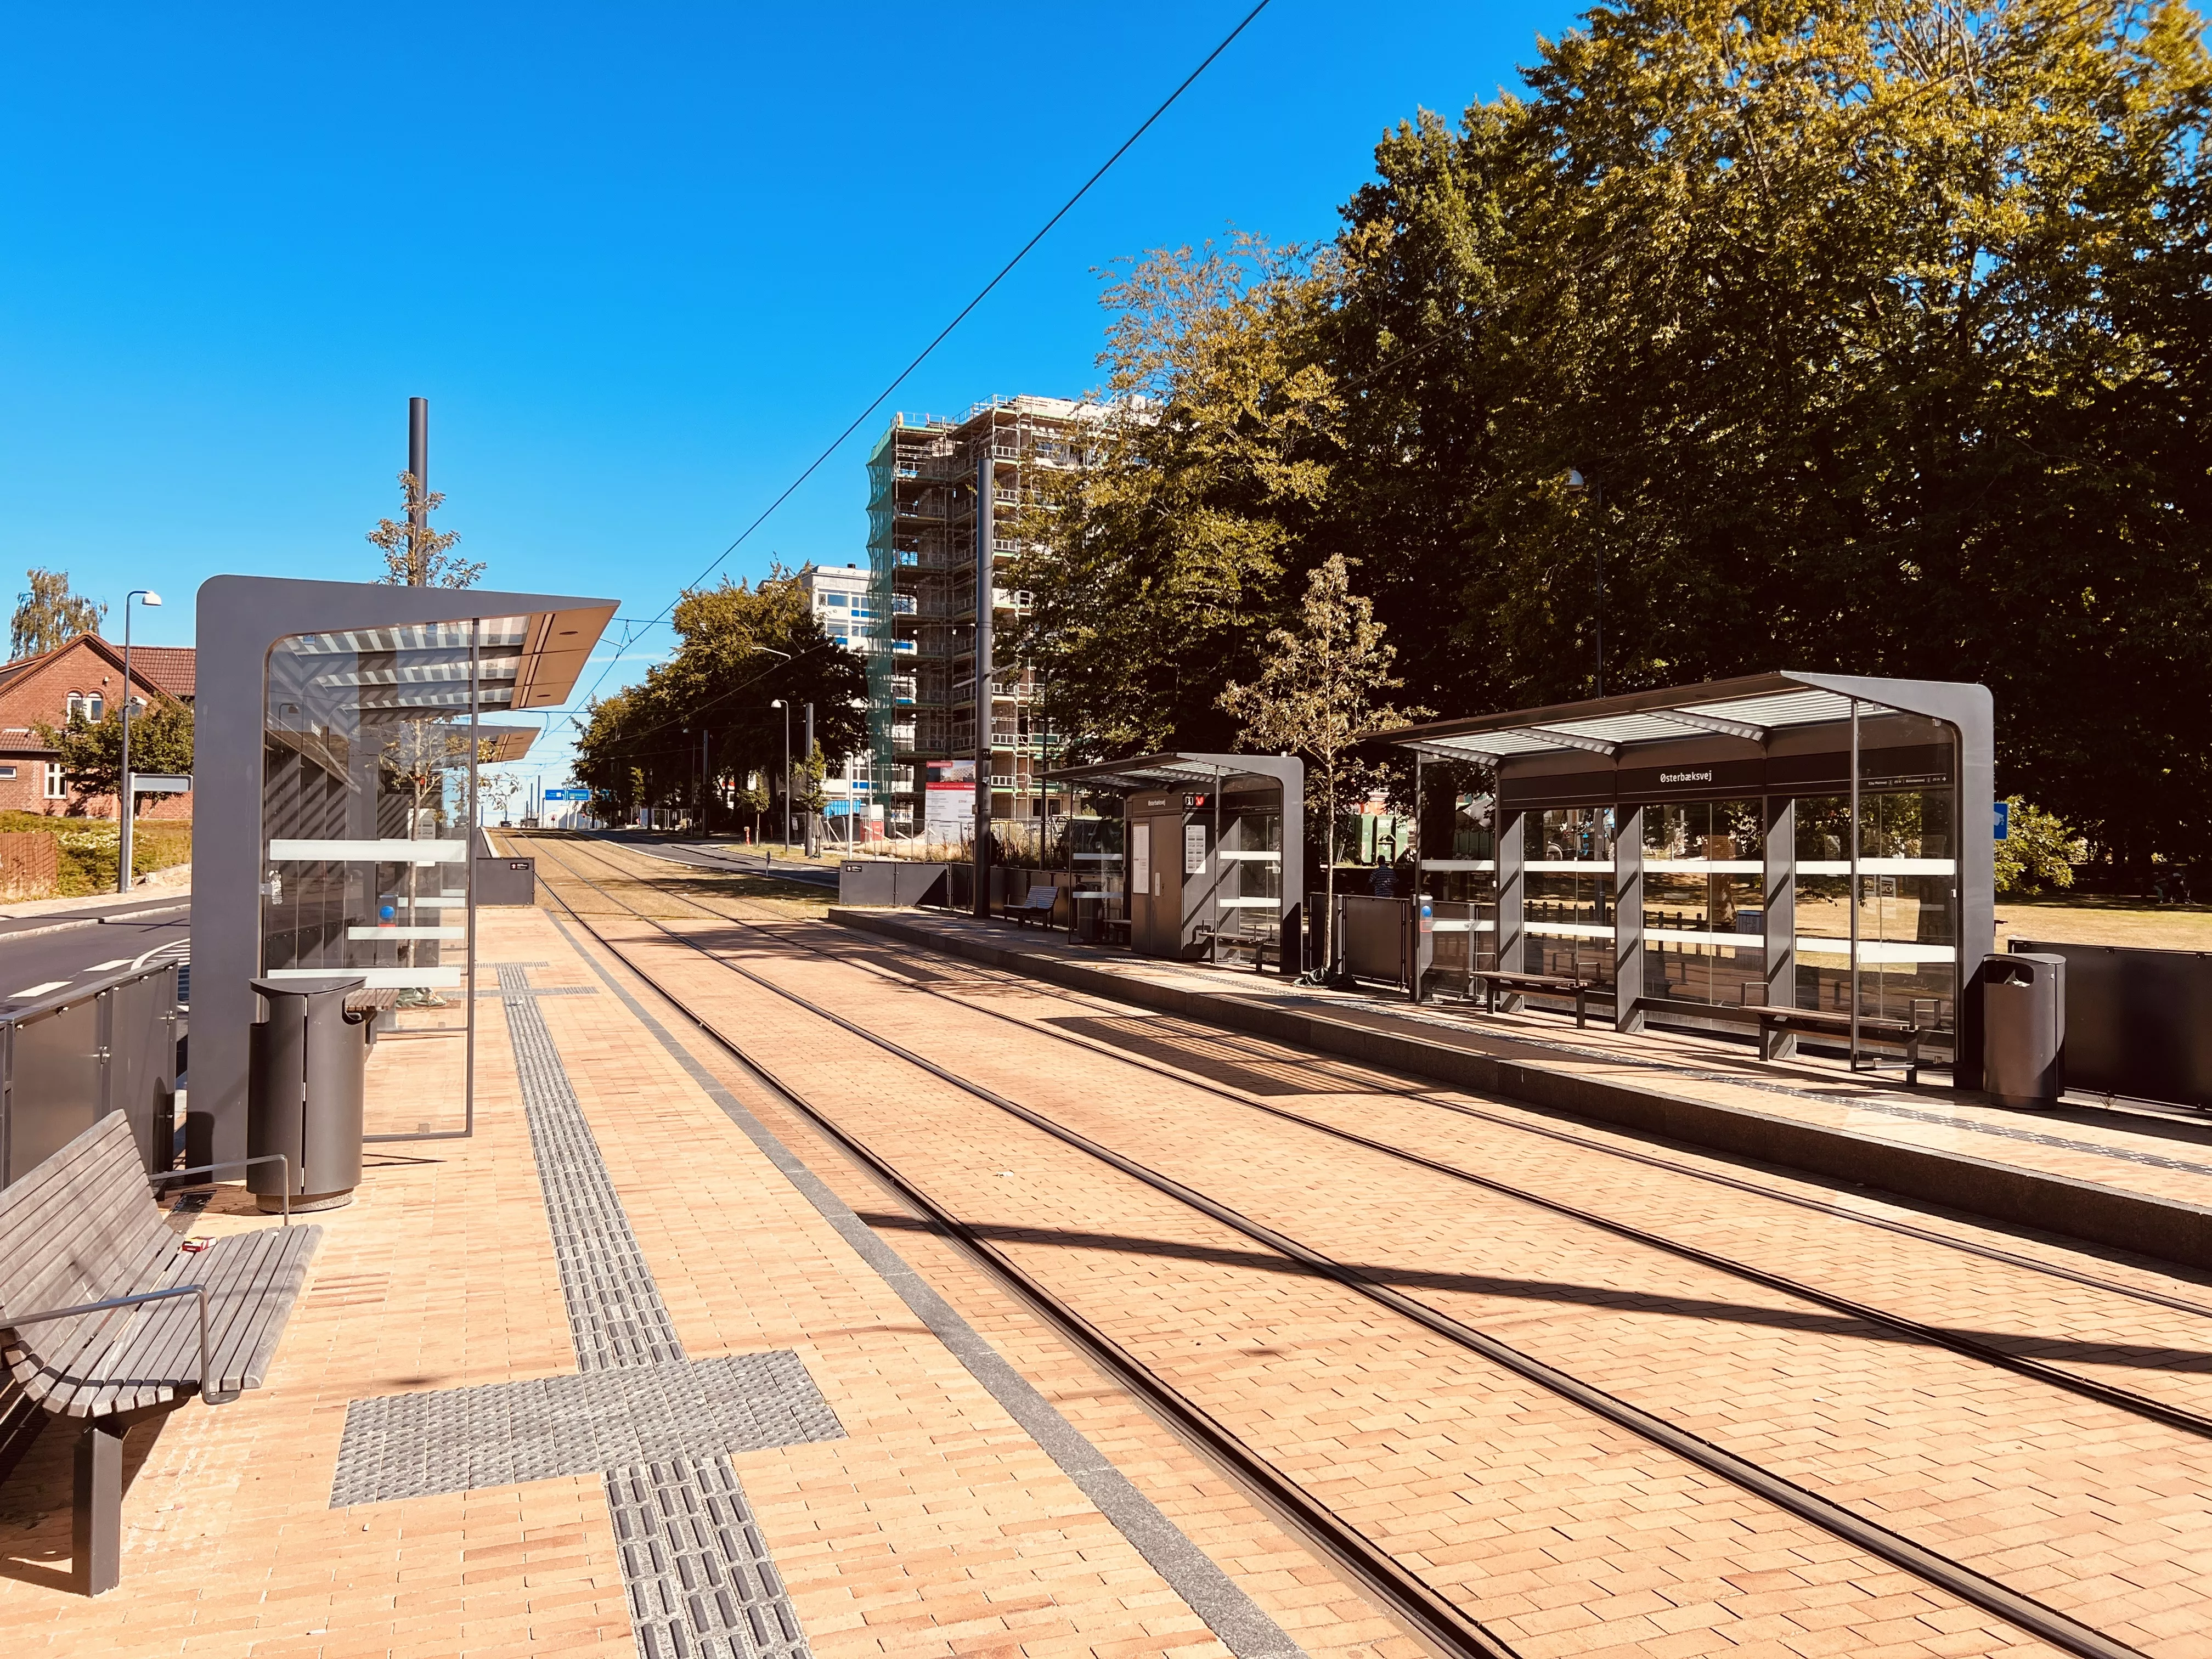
[1793,789,1957,1027]
[1421,791,1496,997]
[1524,807,1613,983]
[1641,799,1764,1006]
[262,622,493,1019]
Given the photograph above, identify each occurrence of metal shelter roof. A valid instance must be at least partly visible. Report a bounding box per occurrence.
[1379,672,1985,764]
[1045,751,1299,791]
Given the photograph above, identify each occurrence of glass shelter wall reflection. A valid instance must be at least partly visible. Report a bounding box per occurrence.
[1641,799,1764,1006]
[260,621,514,999]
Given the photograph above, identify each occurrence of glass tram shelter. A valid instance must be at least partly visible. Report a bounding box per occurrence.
[1384,673,1995,1088]
[193,577,617,1167]
[1045,753,1304,974]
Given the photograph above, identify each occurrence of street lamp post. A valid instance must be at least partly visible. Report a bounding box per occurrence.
[803,702,816,857]
[770,699,791,848]
[118,589,162,894]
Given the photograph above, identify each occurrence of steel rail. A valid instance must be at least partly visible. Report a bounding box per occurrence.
[566,835,2212,1325]
[524,843,1519,1658]
[528,838,2153,1659]
[535,837,2212,1429]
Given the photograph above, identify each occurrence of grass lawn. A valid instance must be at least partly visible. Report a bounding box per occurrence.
[1994,894,2212,952]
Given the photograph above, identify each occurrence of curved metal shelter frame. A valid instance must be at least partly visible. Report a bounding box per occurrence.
[1383,673,1994,1087]
[1046,752,1305,974]
[194,577,616,1170]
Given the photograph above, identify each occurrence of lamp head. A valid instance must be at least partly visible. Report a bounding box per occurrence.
[139,591,162,607]
[770,698,787,709]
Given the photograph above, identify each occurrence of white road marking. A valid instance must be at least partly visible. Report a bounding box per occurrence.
[87,958,132,971]
[10,981,67,998]
[131,938,191,972]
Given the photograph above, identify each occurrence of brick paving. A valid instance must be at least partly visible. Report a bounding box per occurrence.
[849,905,2212,1214]
[0,906,1329,1657]
[568,893,2080,1659]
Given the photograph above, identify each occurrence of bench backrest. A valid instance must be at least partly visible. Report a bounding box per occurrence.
[0,1114,167,1343]
[1021,886,1058,908]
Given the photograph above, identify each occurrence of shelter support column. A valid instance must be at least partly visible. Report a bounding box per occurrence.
[1494,809,1526,1011]
[1763,795,1797,1059]
[1613,805,1645,1034]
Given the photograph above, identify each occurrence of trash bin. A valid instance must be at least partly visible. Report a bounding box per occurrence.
[248,975,370,1212]
[1983,952,2066,1108]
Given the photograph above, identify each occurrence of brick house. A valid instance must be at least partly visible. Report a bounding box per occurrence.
[0,634,195,819]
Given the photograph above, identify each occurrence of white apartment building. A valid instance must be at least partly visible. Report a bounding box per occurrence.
[798,563,877,834]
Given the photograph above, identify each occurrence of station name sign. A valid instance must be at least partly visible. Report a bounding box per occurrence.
[1499,743,1955,809]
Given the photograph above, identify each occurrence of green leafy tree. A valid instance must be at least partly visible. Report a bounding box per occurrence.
[10,569,106,659]
[369,471,483,588]
[1011,236,1344,758]
[1322,0,2212,882]
[1995,797,2083,898]
[39,702,194,812]
[1217,555,1425,972]
[574,569,867,822]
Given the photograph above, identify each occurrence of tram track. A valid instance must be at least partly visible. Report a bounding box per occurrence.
[544,835,2212,1326]
[524,833,2181,1659]
[537,835,2212,1395]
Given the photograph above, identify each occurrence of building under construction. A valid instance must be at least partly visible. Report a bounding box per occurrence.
[864,396,1092,839]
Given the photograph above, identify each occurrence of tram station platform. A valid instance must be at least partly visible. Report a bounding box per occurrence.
[0,903,1337,1658]
[829,906,2212,1274]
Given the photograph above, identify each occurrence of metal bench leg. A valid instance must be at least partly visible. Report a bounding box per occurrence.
[1575,988,1586,1029]
[74,1418,126,1596]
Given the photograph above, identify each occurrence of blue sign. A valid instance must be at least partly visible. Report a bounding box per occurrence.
[544,788,589,801]
[1993,799,2010,841]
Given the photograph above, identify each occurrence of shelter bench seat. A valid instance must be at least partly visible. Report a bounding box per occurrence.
[1212,926,1282,974]
[1007,885,1060,930]
[1469,970,1597,1028]
[1637,995,1925,1085]
[0,1114,321,1595]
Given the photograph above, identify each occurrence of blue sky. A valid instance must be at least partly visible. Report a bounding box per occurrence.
[0,1,1572,783]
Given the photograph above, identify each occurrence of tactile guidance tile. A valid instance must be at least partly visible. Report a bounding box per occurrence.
[330,1352,842,1507]
[614,1452,810,1659]
[501,963,685,1370]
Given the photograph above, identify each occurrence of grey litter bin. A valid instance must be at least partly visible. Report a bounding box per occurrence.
[248,975,370,1212]
[1983,952,2066,1108]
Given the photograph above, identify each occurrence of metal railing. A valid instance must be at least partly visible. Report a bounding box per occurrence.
[0,961,179,1187]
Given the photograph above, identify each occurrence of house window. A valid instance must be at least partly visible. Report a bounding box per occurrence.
[66,692,103,721]
[44,763,65,799]
[0,766,16,780]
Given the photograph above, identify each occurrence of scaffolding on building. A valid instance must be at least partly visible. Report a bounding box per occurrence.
[865,396,1092,839]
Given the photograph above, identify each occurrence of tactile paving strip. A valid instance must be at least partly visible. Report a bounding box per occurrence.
[331,966,831,1657]
[612,1453,810,1659]
[501,963,687,1369]
[329,1352,842,1507]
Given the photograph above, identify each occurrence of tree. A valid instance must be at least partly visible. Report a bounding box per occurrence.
[39,702,194,813]
[368,471,483,588]
[482,770,523,825]
[1995,797,2083,898]
[1217,555,1425,974]
[1010,236,1345,758]
[1321,0,2212,882]
[11,569,106,659]
[573,569,866,826]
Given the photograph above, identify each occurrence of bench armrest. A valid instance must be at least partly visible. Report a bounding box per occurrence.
[3,1283,221,1405]
[154,1154,291,1226]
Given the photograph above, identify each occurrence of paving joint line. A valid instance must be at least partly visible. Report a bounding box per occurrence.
[544,903,1311,1659]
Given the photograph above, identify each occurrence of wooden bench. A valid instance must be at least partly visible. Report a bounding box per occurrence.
[1470,970,1599,1028]
[0,1114,321,1595]
[1006,885,1060,930]
[1637,995,1927,1084]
